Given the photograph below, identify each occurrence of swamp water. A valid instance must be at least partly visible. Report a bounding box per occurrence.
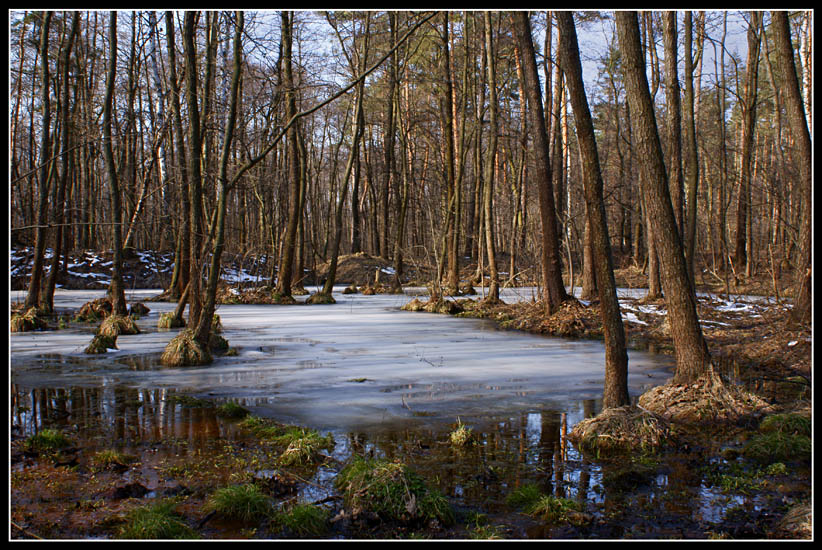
[9,288,790,539]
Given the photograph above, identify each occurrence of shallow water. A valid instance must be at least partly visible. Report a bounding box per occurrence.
[12,288,800,539]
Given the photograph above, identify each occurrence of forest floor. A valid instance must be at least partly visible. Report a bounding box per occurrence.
[10,248,813,540]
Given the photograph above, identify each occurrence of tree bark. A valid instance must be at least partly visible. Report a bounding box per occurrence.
[24,12,53,313]
[771,11,812,325]
[616,11,712,384]
[104,11,128,317]
[482,12,500,302]
[557,11,629,409]
[511,11,570,314]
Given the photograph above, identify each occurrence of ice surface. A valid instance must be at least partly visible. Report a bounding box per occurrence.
[10,287,680,432]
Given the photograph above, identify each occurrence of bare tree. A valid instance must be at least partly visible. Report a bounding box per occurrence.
[616,11,712,384]
[771,11,811,326]
[557,11,629,408]
[511,11,570,314]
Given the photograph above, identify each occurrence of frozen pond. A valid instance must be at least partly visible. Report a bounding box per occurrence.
[10,287,676,433]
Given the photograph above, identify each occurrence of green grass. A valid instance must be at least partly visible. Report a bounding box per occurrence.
[117,499,199,539]
[505,484,542,510]
[206,484,272,523]
[25,428,72,452]
[335,456,453,525]
[273,502,330,537]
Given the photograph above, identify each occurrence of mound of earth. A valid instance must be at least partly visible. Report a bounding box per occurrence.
[315,252,402,287]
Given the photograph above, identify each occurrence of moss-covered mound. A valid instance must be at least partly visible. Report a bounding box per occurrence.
[74,298,113,322]
[160,329,213,367]
[568,405,671,457]
[306,292,336,305]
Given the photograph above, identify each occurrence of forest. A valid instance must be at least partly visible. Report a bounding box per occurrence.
[9,10,812,540]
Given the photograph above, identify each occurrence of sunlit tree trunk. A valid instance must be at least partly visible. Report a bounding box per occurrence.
[511,11,570,314]
[557,11,629,409]
[616,11,712,384]
[771,11,812,326]
[24,11,53,313]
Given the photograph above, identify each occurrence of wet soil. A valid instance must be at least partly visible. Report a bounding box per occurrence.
[9,282,812,540]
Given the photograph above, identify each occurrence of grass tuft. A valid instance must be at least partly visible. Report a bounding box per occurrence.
[205,484,271,523]
[273,502,329,537]
[117,499,198,539]
[335,456,453,525]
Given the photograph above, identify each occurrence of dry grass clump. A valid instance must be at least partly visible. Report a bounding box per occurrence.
[160,329,213,367]
[568,405,671,457]
[637,365,772,425]
[98,314,140,338]
[84,333,118,354]
[770,502,812,539]
[74,298,112,322]
[10,307,49,332]
[158,312,185,329]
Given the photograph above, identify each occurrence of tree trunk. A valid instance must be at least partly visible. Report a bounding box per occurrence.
[511,11,570,314]
[482,12,500,302]
[24,11,53,313]
[276,12,302,298]
[771,11,811,325]
[616,11,712,384]
[557,11,629,409]
[195,11,243,347]
[104,11,128,317]
[734,12,762,275]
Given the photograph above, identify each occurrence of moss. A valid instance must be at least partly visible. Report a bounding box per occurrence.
[335,456,453,525]
[273,502,330,537]
[211,314,223,333]
[206,484,271,523]
[116,499,199,539]
[85,333,118,354]
[165,393,213,408]
[160,329,212,367]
